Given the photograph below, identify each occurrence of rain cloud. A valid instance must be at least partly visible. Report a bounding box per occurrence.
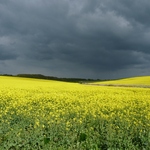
[0,0,150,78]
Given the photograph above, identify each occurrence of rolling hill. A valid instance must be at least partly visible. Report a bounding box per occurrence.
[91,76,150,87]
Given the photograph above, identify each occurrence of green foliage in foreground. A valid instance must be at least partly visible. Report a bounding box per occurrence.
[0,76,150,149]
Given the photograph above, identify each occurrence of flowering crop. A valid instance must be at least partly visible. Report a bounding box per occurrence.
[93,76,150,86]
[0,76,150,149]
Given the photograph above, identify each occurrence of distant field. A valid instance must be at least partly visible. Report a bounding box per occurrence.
[0,76,150,149]
[92,76,150,86]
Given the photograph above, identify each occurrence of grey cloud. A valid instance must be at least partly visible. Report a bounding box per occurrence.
[0,48,17,60]
[0,0,150,78]
[106,0,150,25]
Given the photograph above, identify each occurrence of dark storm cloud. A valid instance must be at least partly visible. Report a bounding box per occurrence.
[0,49,17,60]
[0,0,150,78]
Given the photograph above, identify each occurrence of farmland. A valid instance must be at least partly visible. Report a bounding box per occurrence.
[0,76,150,149]
[92,76,150,86]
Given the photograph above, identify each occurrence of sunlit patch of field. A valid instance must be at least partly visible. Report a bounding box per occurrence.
[0,76,150,149]
[92,76,150,87]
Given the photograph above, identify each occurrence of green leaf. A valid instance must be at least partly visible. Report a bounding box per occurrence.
[8,146,16,150]
[79,133,87,142]
[44,137,50,145]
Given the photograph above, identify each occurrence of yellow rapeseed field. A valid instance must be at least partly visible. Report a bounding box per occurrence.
[93,76,150,86]
[0,76,150,149]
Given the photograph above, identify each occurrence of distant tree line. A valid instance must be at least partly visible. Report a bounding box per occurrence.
[0,74,105,83]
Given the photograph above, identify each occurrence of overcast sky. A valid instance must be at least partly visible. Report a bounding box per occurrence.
[0,0,150,79]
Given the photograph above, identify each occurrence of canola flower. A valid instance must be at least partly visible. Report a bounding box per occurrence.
[93,76,150,86]
[0,76,150,149]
